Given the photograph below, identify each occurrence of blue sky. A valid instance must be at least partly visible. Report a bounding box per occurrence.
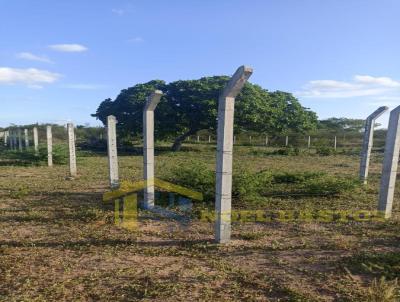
[1,0,399,127]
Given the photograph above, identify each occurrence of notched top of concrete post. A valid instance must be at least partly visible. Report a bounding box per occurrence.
[144,90,163,111]
[389,105,400,115]
[107,115,117,122]
[367,106,389,120]
[221,66,253,99]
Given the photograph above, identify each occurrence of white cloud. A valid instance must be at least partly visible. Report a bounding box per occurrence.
[297,75,400,99]
[354,75,400,88]
[16,52,53,63]
[48,44,88,52]
[0,67,61,86]
[127,36,144,43]
[112,8,125,15]
[28,84,44,90]
[63,84,107,90]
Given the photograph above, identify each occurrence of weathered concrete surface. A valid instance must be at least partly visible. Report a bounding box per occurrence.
[47,126,53,167]
[67,123,77,178]
[143,90,163,209]
[378,105,400,218]
[10,130,15,150]
[33,127,39,153]
[359,106,388,184]
[4,130,8,146]
[215,66,253,243]
[18,128,22,151]
[107,115,119,188]
[24,129,29,148]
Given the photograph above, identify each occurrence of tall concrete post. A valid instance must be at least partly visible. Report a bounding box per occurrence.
[107,115,119,188]
[359,106,388,184]
[46,125,53,167]
[197,135,200,143]
[215,66,253,243]
[208,135,211,143]
[33,127,39,153]
[143,90,163,209]
[285,135,289,147]
[308,136,311,149]
[4,131,8,146]
[265,135,268,146]
[378,105,400,218]
[24,129,29,148]
[67,123,77,178]
[11,130,16,150]
[334,136,337,150]
[17,128,22,151]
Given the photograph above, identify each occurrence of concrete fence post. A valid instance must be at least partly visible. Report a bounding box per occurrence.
[334,136,337,150]
[107,115,119,188]
[24,129,29,148]
[143,90,163,209]
[197,135,200,143]
[378,105,400,218]
[9,130,13,150]
[67,123,77,178]
[4,130,8,146]
[285,135,289,147]
[215,65,253,243]
[359,106,388,184]
[308,136,311,149]
[208,135,211,143]
[11,130,16,150]
[18,128,22,151]
[265,135,268,146]
[33,127,39,154]
[46,125,53,167]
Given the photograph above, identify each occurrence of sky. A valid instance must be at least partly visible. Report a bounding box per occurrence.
[0,0,399,128]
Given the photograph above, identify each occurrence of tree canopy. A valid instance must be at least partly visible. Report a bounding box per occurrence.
[318,118,368,133]
[92,76,318,150]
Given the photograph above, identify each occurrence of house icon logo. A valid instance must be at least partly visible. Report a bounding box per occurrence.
[103,178,203,231]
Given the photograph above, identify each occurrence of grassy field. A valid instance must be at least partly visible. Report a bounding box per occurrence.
[0,144,399,301]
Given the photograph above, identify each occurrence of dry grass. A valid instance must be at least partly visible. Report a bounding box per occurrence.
[0,144,399,301]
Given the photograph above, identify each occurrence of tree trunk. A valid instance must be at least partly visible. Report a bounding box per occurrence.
[171,129,195,151]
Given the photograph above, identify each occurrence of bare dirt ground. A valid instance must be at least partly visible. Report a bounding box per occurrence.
[0,147,399,301]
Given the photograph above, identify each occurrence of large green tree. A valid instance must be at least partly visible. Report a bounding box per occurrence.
[92,76,318,150]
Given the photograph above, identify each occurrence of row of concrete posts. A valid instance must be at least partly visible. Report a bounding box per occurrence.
[2,124,78,177]
[4,127,39,152]
[358,105,400,219]
[105,66,252,243]
[191,134,338,149]
[104,66,400,242]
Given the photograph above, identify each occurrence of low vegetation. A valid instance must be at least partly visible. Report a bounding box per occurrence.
[0,143,399,301]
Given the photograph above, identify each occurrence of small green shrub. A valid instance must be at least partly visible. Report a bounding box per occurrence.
[272,171,324,184]
[0,144,67,166]
[167,160,359,202]
[316,146,336,156]
[232,168,261,198]
[273,147,302,156]
[168,160,215,201]
[302,176,358,195]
